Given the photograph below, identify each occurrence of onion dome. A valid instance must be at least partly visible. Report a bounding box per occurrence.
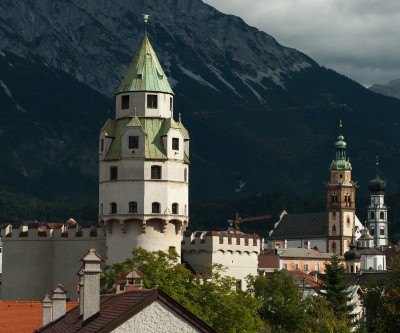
[369,158,386,194]
[344,248,361,261]
[368,174,386,194]
[344,234,361,261]
[330,134,352,170]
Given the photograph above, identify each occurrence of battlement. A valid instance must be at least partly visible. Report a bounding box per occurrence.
[1,220,103,240]
[182,230,261,254]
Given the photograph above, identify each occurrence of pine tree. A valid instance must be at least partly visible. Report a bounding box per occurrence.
[320,255,355,325]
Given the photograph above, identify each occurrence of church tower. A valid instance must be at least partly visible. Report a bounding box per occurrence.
[326,124,356,255]
[366,158,388,247]
[98,16,189,264]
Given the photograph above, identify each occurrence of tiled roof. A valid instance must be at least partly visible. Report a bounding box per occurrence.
[346,271,390,287]
[37,289,217,333]
[280,248,336,260]
[286,270,323,288]
[258,250,280,269]
[269,212,327,240]
[0,301,77,333]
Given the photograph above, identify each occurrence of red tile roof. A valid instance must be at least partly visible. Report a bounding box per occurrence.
[0,301,77,333]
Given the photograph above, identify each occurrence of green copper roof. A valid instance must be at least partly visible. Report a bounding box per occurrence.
[116,36,174,95]
[141,118,167,159]
[330,134,352,170]
[104,118,131,160]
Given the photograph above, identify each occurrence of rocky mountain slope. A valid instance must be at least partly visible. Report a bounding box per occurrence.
[1,0,400,225]
[369,79,400,100]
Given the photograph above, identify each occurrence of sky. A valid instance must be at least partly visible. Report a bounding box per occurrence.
[203,0,400,87]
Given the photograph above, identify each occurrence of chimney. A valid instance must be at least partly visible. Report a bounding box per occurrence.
[305,241,311,250]
[42,294,53,326]
[52,284,67,321]
[82,248,103,321]
[78,268,84,316]
[283,239,287,249]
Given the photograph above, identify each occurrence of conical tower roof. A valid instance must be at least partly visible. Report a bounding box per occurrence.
[116,34,173,95]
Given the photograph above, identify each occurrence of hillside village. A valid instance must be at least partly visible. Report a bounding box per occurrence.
[0,15,400,333]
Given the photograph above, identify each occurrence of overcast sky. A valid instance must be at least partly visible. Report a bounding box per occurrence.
[203,0,400,87]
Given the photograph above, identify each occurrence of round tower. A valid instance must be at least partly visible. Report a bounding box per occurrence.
[99,16,189,264]
[326,122,356,255]
[366,157,388,247]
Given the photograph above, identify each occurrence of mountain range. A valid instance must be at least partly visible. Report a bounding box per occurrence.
[369,79,400,100]
[1,0,400,224]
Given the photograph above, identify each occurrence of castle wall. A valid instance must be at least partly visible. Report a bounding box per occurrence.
[182,231,260,290]
[0,224,105,301]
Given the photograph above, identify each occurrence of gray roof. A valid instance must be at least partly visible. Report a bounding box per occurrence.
[280,248,335,260]
[346,271,390,287]
[269,212,327,240]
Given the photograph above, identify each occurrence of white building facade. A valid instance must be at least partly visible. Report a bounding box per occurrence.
[182,230,261,291]
[99,24,189,264]
[366,163,388,247]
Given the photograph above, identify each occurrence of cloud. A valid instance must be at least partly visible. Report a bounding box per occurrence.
[204,0,400,86]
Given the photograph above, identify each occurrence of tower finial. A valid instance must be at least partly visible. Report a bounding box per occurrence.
[143,14,149,36]
[375,155,380,176]
[339,119,342,128]
[179,112,182,123]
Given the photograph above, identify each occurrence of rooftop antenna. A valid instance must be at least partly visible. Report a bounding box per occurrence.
[143,14,149,36]
[179,112,182,123]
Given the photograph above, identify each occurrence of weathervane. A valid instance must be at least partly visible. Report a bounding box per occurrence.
[143,14,149,36]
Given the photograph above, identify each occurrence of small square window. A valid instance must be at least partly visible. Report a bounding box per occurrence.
[110,166,118,180]
[121,95,129,109]
[151,166,161,179]
[380,228,385,235]
[172,138,179,150]
[152,202,160,213]
[128,136,139,149]
[147,94,158,109]
[304,264,309,271]
[129,202,137,213]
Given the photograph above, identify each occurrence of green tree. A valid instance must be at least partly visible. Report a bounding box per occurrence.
[305,296,351,333]
[101,248,263,333]
[246,270,308,332]
[320,255,355,326]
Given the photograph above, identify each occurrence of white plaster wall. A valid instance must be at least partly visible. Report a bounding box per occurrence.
[361,254,386,271]
[112,300,202,333]
[1,236,54,300]
[0,228,105,301]
[182,234,260,290]
[116,92,173,119]
[106,221,182,264]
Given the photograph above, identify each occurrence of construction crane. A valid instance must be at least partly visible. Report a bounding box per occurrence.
[228,212,271,231]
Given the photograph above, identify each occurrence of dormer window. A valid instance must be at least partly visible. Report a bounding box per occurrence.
[110,166,118,180]
[121,95,129,110]
[147,94,158,109]
[172,138,179,150]
[129,136,139,149]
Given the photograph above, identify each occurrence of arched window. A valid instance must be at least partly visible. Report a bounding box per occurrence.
[331,192,338,204]
[152,202,160,214]
[380,212,385,220]
[370,211,375,220]
[129,201,137,213]
[345,192,351,207]
[332,225,336,235]
[346,216,351,228]
[110,202,117,214]
[172,203,178,214]
[332,242,336,254]
[370,228,375,236]
[332,211,336,220]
